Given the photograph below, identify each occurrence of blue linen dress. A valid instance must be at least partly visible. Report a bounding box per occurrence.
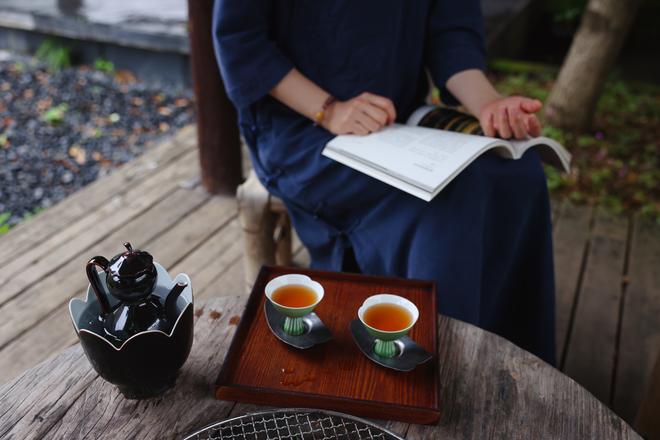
[213,0,556,364]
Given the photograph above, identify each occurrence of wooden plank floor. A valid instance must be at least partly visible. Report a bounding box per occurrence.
[0,125,657,428]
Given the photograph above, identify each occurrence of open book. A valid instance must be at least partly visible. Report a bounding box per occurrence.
[322,105,571,202]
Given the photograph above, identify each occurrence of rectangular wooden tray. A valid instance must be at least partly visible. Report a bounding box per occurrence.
[215,266,439,424]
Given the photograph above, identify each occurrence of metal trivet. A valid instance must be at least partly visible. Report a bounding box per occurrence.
[183,409,404,440]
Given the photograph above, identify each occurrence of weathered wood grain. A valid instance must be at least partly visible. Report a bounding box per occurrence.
[0,125,196,268]
[0,187,210,350]
[0,189,212,378]
[195,229,307,300]
[614,217,660,422]
[563,208,629,405]
[406,316,640,440]
[292,236,311,268]
[553,202,593,365]
[170,218,242,295]
[0,193,237,382]
[0,346,98,439]
[0,297,639,439]
[237,172,280,291]
[635,349,660,439]
[0,296,246,440]
[0,148,199,308]
[183,225,244,299]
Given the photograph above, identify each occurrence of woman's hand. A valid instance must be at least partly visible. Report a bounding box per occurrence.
[479,96,543,140]
[322,92,396,135]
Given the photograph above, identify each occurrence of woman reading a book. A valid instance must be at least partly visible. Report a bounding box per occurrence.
[213,1,556,364]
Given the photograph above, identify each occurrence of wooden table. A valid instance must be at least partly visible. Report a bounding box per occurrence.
[0,296,641,439]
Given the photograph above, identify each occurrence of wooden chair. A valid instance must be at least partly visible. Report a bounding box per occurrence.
[236,171,293,290]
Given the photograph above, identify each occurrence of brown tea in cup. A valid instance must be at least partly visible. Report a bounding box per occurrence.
[363,302,413,332]
[272,284,318,308]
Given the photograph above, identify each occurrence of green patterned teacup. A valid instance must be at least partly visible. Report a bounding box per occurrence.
[358,294,419,358]
[265,274,324,336]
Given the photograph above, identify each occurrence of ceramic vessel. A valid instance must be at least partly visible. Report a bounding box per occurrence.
[69,243,193,399]
[263,300,332,348]
[358,294,419,358]
[264,274,324,336]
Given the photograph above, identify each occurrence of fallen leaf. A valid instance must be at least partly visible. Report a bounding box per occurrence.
[36,98,53,112]
[114,70,137,84]
[68,145,87,165]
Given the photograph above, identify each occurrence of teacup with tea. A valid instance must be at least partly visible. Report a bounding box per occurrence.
[358,294,419,358]
[265,274,324,336]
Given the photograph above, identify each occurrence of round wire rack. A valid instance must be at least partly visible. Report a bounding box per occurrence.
[183,409,404,440]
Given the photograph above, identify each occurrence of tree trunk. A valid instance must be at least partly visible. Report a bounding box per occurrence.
[545,0,641,132]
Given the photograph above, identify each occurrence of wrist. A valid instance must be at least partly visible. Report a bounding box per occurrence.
[320,99,340,130]
[476,93,502,117]
[313,94,336,127]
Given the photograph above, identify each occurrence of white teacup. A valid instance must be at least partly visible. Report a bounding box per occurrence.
[358,294,419,358]
[265,274,324,335]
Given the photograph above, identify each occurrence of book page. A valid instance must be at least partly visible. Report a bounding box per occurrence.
[322,148,436,201]
[324,124,505,192]
[510,137,572,172]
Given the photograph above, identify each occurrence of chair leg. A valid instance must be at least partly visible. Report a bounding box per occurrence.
[274,212,293,266]
[237,175,277,292]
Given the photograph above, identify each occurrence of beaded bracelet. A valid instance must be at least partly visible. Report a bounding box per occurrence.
[313,95,336,126]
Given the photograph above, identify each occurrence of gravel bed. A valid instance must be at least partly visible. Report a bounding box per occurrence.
[0,54,195,228]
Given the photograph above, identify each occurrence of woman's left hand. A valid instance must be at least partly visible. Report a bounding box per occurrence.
[479,96,543,139]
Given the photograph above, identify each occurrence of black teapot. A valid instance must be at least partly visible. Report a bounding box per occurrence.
[86,242,186,343]
[70,242,194,399]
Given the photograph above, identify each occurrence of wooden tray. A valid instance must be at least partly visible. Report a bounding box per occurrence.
[215,266,439,424]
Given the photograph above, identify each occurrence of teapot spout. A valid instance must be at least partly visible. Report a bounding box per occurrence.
[164,282,188,317]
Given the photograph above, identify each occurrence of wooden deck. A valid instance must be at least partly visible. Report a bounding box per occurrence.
[0,125,657,427]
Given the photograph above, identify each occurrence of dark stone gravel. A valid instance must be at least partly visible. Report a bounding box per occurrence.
[0,56,195,228]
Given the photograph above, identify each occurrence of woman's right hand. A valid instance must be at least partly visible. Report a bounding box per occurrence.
[322,92,396,135]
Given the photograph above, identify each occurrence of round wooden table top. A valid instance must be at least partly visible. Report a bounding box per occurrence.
[0,296,640,439]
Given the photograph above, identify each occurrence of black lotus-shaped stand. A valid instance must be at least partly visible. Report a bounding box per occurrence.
[69,263,193,399]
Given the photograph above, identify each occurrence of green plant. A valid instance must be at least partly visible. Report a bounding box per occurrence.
[35,39,71,71]
[547,0,587,24]
[0,212,10,235]
[21,207,45,222]
[42,103,69,125]
[489,59,558,76]
[553,7,582,23]
[94,58,115,74]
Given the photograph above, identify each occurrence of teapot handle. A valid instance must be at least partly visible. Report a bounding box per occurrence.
[86,256,111,314]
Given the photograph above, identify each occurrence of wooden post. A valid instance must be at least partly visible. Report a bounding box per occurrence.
[187,0,242,194]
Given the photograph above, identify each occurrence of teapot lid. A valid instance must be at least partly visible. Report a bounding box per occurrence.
[109,243,153,276]
[106,242,158,302]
